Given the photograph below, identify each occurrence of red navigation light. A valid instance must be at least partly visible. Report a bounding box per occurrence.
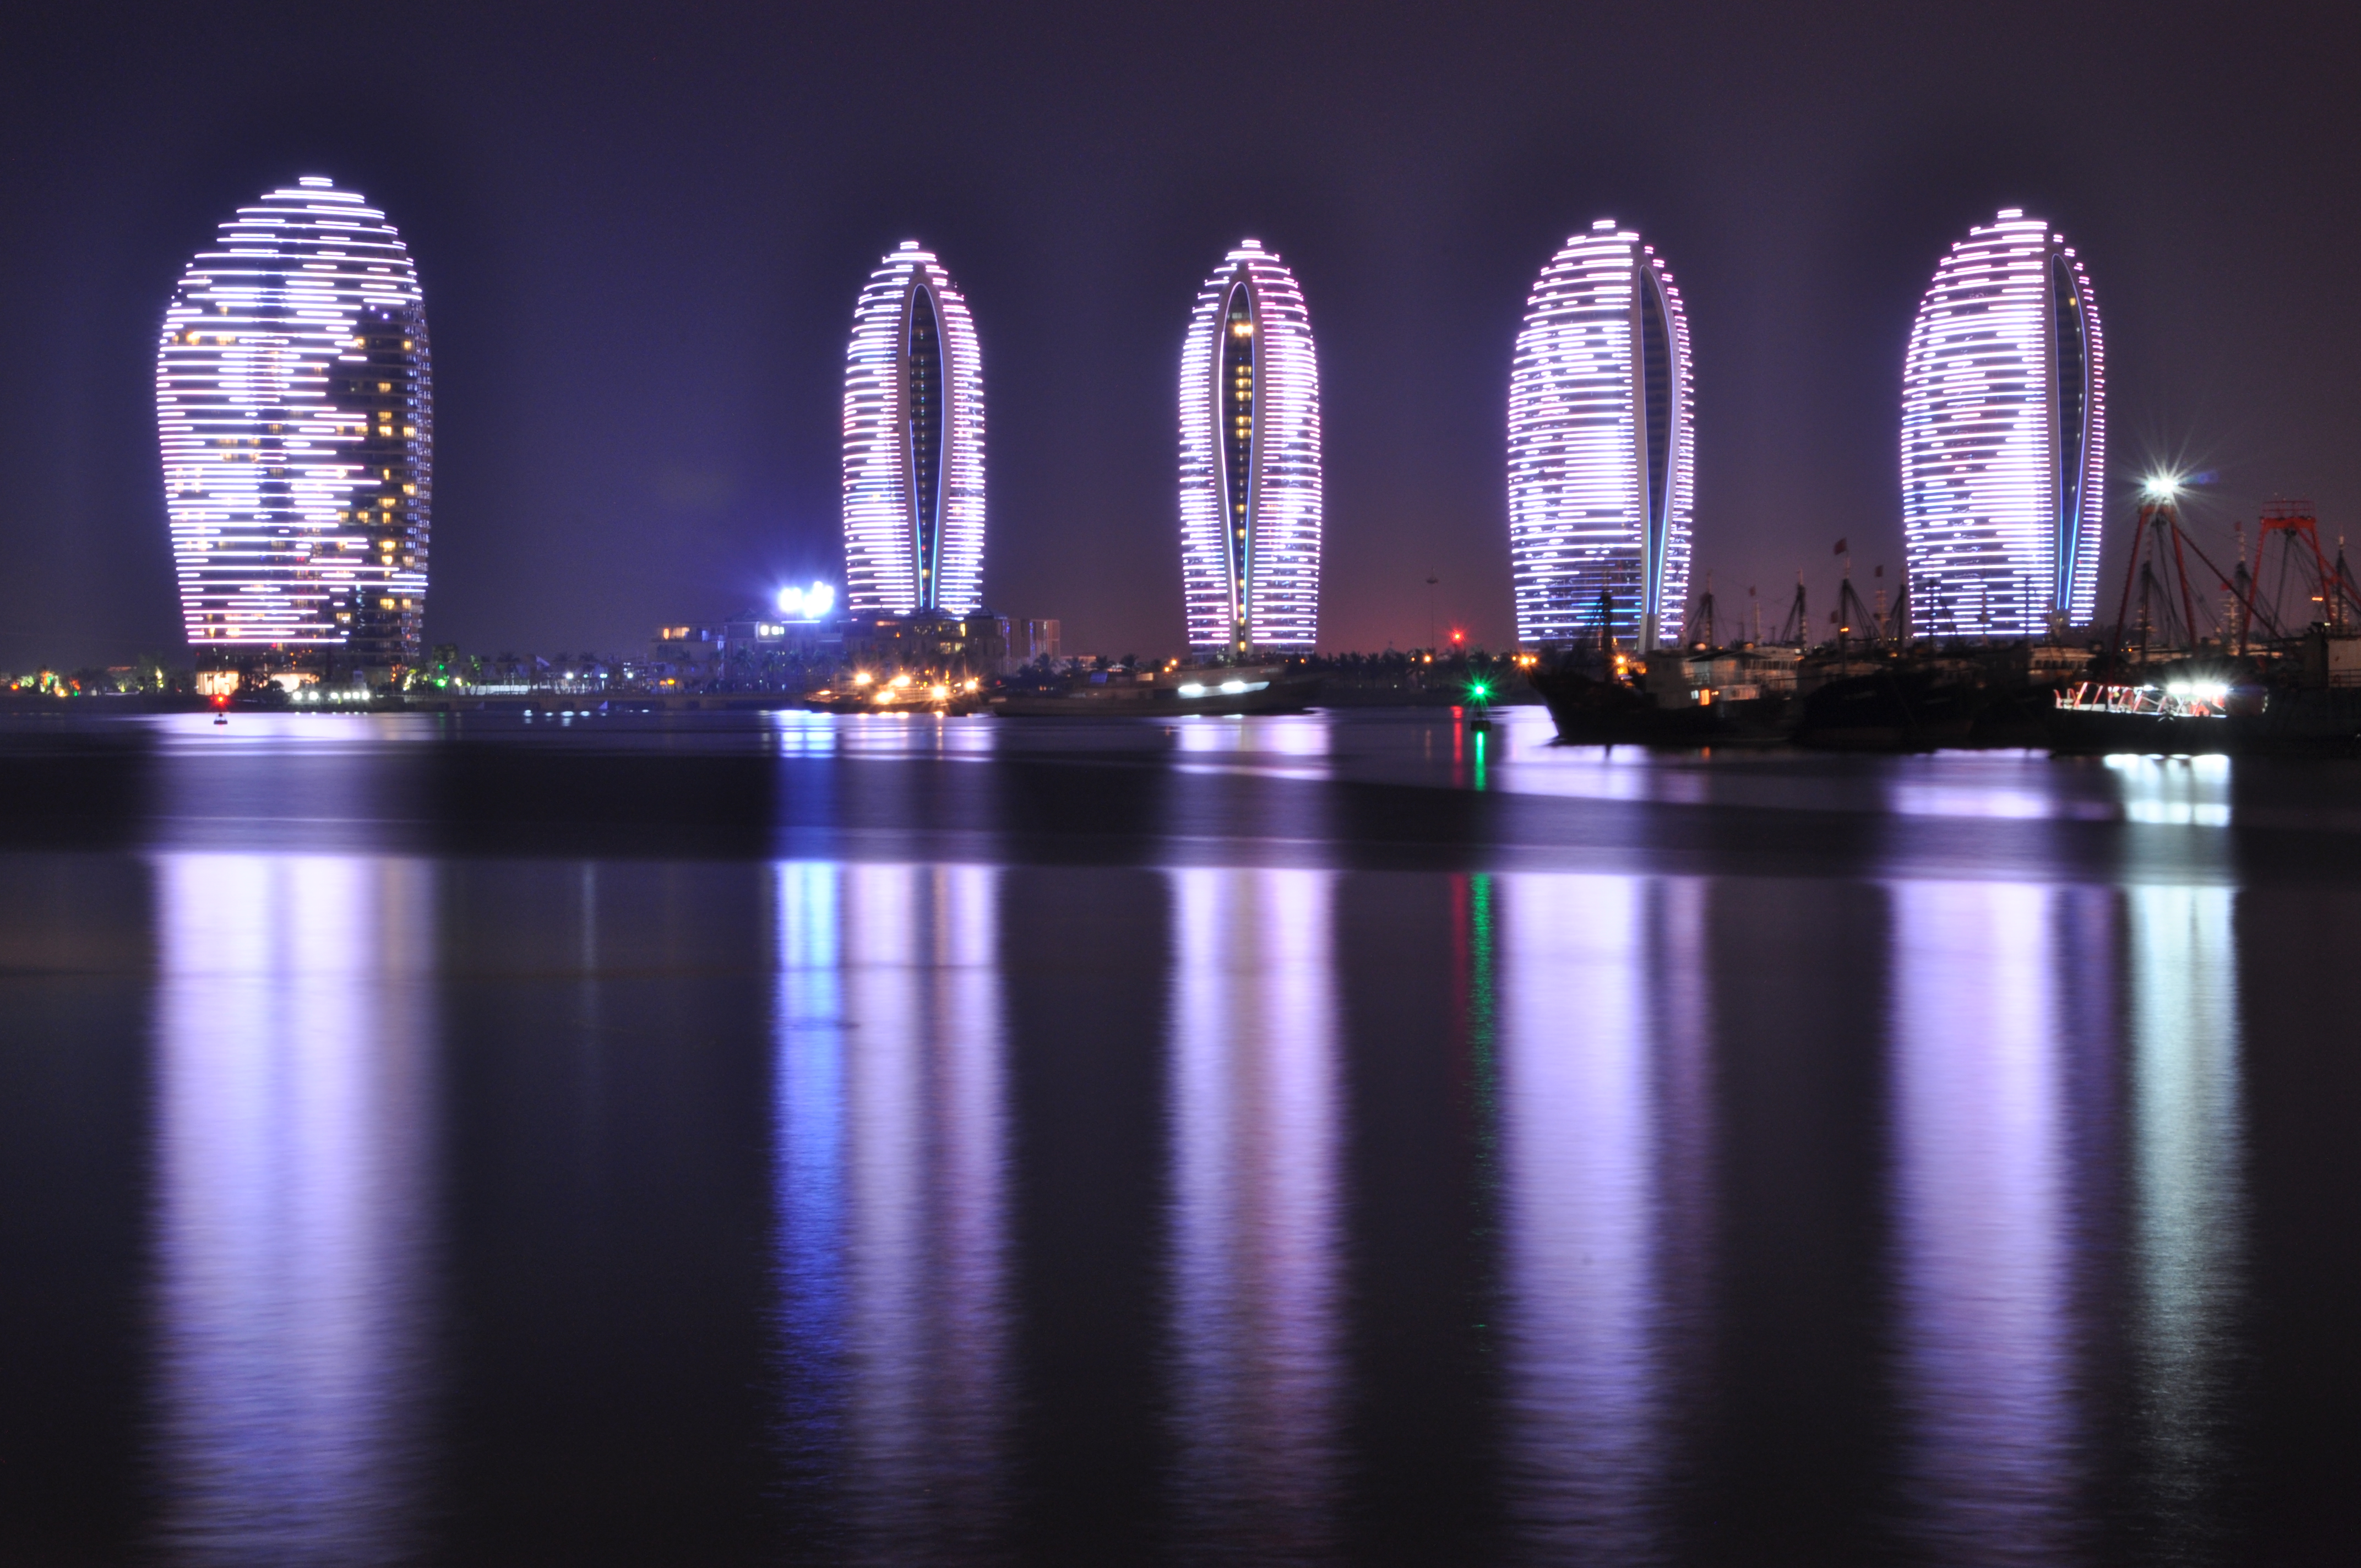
[1449,628,1465,644]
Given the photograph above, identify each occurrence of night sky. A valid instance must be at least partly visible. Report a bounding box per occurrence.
[2,1,2352,668]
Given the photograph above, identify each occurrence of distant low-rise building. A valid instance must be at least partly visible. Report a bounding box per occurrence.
[656,614,850,666]
[843,612,1010,677]
[1019,618,1062,663]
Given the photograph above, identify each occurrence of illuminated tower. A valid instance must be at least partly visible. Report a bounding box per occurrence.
[156,177,431,663]
[1902,209,2107,638]
[842,241,985,617]
[1179,240,1321,655]
[1506,219,1694,650]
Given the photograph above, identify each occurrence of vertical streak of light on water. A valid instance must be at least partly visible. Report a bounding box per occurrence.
[2128,885,2243,1539]
[1165,867,1342,1561]
[1166,864,1350,1558]
[771,862,849,1510]
[1890,881,2079,1564]
[770,862,1010,1562]
[1499,872,1669,1562]
[149,854,437,1567]
[1643,877,1716,1498]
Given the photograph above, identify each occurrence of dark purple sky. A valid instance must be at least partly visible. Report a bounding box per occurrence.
[2,1,2352,666]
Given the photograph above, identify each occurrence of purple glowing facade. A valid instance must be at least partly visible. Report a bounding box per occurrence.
[1902,210,2107,637]
[842,242,985,619]
[156,178,431,662]
[1506,221,1694,650]
[1179,241,1321,655]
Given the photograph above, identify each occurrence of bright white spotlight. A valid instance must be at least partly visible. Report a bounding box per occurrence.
[776,581,837,619]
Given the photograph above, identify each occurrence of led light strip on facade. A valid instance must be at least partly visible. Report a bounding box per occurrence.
[1902,209,2107,638]
[1506,220,1694,650]
[842,241,986,618]
[1178,240,1321,655]
[156,177,432,663]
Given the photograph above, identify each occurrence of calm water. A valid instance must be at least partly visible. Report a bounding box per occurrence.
[2,707,2357,1565]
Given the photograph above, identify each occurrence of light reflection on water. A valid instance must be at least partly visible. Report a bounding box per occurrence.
[1890,881,2083,1562]
[766,710,1004,758]
[1167,868,1342,1559]
[8,714,2315,1560]
[771,862,1010,1559]
[2107,754,2234,827]
[150,853,437,1567]
[1499,873,1691,1561]
[2128,885,2243,1540]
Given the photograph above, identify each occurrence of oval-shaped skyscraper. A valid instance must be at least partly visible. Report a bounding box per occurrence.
[842,242,985,618]
[1507,220,1694,651]
[156,177,432,665]
[1179,241,1321,656]
[1902,210,2106,638]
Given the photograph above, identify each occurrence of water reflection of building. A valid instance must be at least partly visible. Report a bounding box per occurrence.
[1166,867,1341,1556]
[1890,880,2080,1558]
[771,861,1009,1554]
[150,853,437,1565]
[2128,885,2244,1531]
[1499,872,1708,1557]
[2105,754,2234,829]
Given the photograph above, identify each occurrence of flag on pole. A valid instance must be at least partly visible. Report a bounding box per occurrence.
[1833,537,1848,556]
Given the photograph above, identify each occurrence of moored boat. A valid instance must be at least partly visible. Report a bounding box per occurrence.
[988,663,1323,717]
[1528,647,1795,746]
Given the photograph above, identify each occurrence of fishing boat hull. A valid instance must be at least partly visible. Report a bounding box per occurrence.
[989,671,1324,718]
[1529,668,1791,746]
